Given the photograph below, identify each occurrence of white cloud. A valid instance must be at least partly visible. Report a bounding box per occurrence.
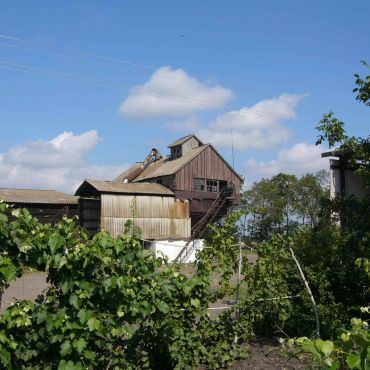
[245,142,328,181]
[0,131,127,193]
[119,66,233,119]
[197,93,307,150]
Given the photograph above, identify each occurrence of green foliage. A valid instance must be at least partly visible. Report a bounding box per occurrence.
[283,309,370,369]
[242,62,370,341]
[240,235,301,333]
[353,61,370,106]
[242,171,329,241]
[316,112,347,148]
[287,220,369,337]
[0,207,251,369]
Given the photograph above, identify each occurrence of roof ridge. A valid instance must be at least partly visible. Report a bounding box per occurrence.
[0,188,59,192]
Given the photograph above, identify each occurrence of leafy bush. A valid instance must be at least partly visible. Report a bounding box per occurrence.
[0,206,250,369]
[282,307,369,369]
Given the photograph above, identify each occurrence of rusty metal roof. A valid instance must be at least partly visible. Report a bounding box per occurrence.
[76,180,174,196]
[167,134,203,148]
[133,145,208,181]
[0,188,78,204]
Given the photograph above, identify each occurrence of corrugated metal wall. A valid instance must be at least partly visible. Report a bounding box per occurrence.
[175,146,241,192]
[100,194,190,239]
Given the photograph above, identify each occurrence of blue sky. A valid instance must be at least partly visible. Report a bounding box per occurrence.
[0,1,369,192]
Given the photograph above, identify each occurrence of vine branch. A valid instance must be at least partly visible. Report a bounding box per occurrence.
[278,234,320,337]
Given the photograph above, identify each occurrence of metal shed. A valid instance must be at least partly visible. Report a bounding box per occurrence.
[0,188,78,224]
[75,180,191,239]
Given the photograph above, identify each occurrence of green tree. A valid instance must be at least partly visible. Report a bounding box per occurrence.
[242,171,328,241]
[284,62,370,337]
[295,171,329,227]
[242,178,282,241]
[353,60,370,106]
[270,173,298,234]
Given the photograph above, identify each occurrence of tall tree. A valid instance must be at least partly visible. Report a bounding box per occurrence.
[295,171,329,227]
[242,171,328,241]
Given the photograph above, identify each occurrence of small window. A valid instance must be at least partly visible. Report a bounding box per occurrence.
[206,179,219,192]
[171,145,182,159]
[194,178,205,192]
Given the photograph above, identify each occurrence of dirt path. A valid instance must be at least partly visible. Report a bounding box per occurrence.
[1,272,48,311]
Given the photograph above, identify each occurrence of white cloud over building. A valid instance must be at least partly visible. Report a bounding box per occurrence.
[119,66,233,119]
[197,93,307,150]
[0,131,126,193]
[245,142,328,182]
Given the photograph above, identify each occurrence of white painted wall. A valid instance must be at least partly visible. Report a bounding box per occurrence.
[147,239,204,263]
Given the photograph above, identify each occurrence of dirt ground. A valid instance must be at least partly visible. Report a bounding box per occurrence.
[228,338,310,369]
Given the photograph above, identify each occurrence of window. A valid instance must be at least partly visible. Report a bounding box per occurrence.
[194,178,205,192]
[206,179,219,192]
[194,178,220,192]
[171,145,182,159]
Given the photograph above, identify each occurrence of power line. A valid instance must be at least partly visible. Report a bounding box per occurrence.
[0,60,220,107]
[0,32,345,119]
[0,33,200,85]
[0,60,121,89]
[0,59,289,120]
[0,32,307,121]
[0,33,155,71]
[0,41,141,71]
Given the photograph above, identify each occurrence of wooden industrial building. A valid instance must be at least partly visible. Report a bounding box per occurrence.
[0,135,243,263]
[113,134,243,227]
[0,188,78,224]
[75,180,191,239]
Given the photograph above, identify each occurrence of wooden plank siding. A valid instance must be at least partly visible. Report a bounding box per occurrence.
[4,203,78,225]
[99,194,190,239]
[175,146,241,194]
[79,198,101,237]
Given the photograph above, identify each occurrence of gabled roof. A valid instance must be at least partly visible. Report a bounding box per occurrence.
[133,145,208,181]
[0,188,78,204]
[131,144,244,182]
[113,162,142,183]
[207,144,244,182]
[75,180,174,197]
[113,133,244,184]
[167,134,203,148]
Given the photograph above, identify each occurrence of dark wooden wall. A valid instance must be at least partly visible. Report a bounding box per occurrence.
[5,203,78,224]
[175,146,241,194]
[172,146,242,227]
[79,198,101,237]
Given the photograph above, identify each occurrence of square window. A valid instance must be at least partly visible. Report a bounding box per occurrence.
[194,178,205,192]
[206,179,219,192]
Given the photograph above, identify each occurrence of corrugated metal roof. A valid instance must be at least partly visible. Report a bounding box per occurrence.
[113,162,143,183]
[132,145,208,181]
[77,180,174,196]
[167,134,203,148]
[0,188,78,204]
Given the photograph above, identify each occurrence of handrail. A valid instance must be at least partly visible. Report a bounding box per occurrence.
[175,186,233,263]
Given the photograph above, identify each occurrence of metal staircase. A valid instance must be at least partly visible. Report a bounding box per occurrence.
[174,186,233,263]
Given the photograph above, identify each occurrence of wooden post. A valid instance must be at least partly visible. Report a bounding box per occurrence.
[234,241,243,344]
[278,234,320,337]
